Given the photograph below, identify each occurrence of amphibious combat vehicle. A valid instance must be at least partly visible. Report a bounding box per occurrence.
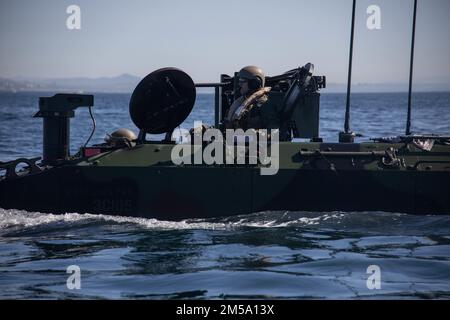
[1,0,449,219]
[0,63,449,219]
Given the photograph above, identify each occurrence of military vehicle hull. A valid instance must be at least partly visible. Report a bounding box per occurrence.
[1,66,449,219]
[1,142,449,219]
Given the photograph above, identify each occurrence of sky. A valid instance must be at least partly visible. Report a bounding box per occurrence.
[0,0,449,85]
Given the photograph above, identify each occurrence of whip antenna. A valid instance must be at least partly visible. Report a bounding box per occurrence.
[339,0,357,143]
[406,0,418,135]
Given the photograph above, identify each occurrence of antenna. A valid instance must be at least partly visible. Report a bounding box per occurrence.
[406,0,418,135]
[339,0,357,143]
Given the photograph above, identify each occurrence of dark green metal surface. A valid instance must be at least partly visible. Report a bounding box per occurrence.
[1,141,449,219]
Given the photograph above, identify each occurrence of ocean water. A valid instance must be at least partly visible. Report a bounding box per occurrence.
[0,91,450,299]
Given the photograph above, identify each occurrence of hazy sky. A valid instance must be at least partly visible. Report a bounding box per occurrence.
[0,0,449,84]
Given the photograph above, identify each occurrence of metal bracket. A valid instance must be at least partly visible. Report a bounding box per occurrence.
[0,157,42,180]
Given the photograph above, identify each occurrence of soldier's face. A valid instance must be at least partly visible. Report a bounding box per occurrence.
[239,79,249,95]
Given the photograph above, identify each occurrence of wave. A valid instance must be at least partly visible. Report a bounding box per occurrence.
[1,208,449,235]
[0,208,345,231]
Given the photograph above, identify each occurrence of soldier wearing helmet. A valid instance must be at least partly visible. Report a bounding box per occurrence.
[224,66,271,130]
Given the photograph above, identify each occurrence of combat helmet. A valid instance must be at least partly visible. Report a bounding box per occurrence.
[239,66,265,88]
[105,128,137,147]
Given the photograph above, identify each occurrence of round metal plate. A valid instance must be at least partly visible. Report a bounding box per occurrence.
[129,68,196,134]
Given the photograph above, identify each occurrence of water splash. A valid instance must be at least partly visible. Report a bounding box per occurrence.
[0,208,351,232]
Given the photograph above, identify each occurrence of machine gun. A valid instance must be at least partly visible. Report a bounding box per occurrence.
[270,63,326,141]
[266,64,326,93]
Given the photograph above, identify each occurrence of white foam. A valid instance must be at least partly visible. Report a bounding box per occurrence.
[0,208,345,231]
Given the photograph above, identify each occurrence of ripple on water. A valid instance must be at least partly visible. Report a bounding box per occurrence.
[1,207,449,299]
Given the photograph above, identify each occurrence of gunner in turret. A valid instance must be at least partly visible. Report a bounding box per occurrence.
[223,66,271,130]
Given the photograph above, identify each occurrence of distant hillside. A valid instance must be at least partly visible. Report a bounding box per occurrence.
[0,74,140,93]
[0,74,449,93]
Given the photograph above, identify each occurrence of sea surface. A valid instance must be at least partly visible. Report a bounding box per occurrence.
[1,91,450,299]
